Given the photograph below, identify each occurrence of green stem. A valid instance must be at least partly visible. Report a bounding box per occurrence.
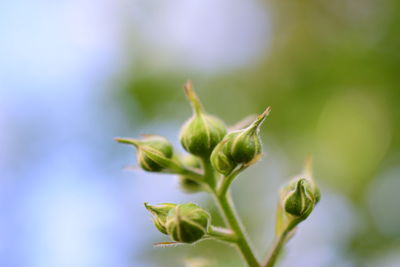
[264,219,301,267]
[208,225,238,243]
[217,165,246,196]
[202,158,216,189]
[214,192,260,267]
[202,158,259,266]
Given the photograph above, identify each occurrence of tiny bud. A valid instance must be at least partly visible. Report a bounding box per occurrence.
[210,140,236,175]
[283,179,314,217]
[210,107,270,174]
[144,202,177,235]
[166,203,210,243]
[179,81,227,158]
[178,155,203,193]
[228,107,270,163]
[115,135,173,172]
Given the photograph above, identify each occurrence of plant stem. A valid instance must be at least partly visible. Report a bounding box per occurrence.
[217,165,246,196]
[264,219,300,267]
[202,158,216,189]
[214,192,260,267]
[202,158,259,266]
[208,225,238,243]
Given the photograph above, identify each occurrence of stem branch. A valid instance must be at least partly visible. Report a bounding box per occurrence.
[208,225,238,243]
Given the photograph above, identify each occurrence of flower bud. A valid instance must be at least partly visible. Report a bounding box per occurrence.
[115,135,173,172]
[178,155,203,193]
[210,107,270,174]
[166,203,210,243]
[179,81,227,158]
[144,202,177,235]
[283,179,314,217]
[210,140,236,175]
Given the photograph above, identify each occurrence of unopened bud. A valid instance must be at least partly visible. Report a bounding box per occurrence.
[210,107,270,174]
[283,179,314,217]
[166,203,210,243]
[179,81,227,158]
[115,135,173,172]
[145,202,177,235]
[210,140,236,175]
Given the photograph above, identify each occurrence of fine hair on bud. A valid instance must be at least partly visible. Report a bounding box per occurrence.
[179,81,227,158]
[166,203,210,243]
[115,135,174,172]
[210,107,270,174]
[145,203,177,235]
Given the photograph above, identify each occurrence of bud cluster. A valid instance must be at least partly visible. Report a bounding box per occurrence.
[116,81,321,266]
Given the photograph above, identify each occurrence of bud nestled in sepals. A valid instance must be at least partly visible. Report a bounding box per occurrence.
[283,179,314,217]
[144,202,177,235]
[115,135,173,172]
[210,140,236,175]
[278,158,320,227]
[210,107,270,174]
[166,203,210,243]
[178,155,203,193]
[179,81,227,158]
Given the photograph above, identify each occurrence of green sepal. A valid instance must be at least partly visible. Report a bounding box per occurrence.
[145,202,177,235]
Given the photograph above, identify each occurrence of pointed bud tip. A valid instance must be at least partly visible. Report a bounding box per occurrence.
[262,106,272,117]
[296,178,306,190]
[183,80,203,114]
[114,137,139,146]
[184,80,193,93]
[144,202,156,213]
[251,106,271,129]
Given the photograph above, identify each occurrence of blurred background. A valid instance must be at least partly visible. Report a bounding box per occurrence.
[1,0,399,266]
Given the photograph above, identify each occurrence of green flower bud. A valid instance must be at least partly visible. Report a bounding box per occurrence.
[210,140,236,175]
[115,135,173,172]
[179,81,227,158]
[178,155,203,193]
[144,202,177,235]
[166,203,210,243]
[210,107,270,174]
[283,179,314,217]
